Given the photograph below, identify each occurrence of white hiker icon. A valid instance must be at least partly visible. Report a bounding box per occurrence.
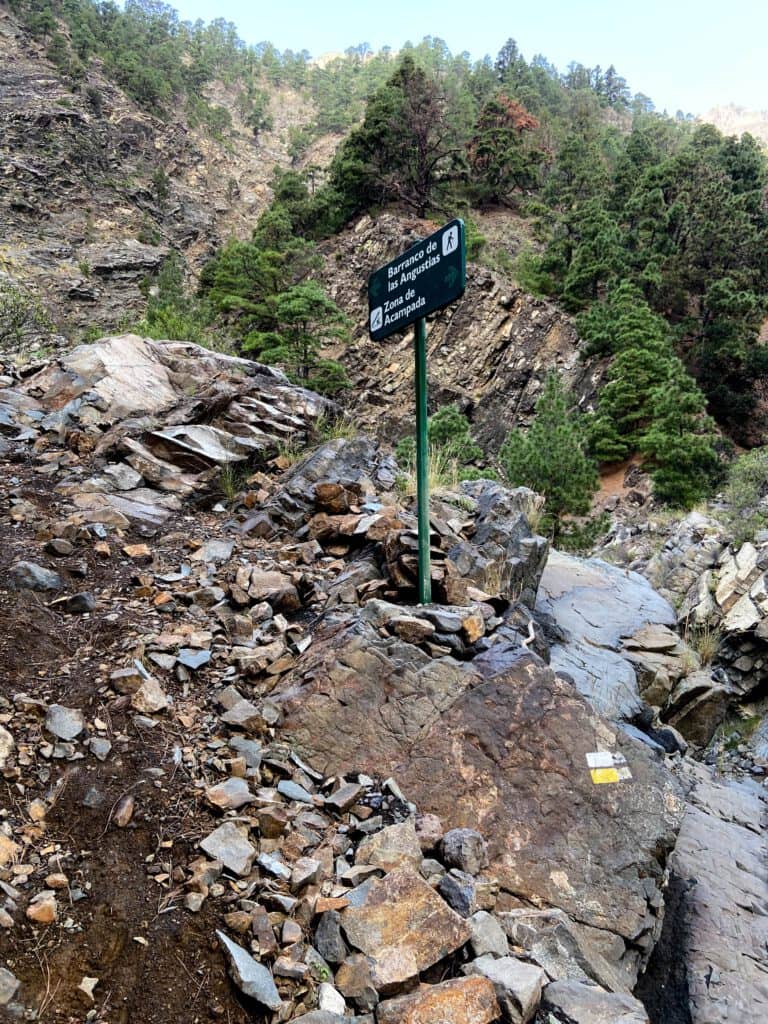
[370,306,383,331]
[442,226,458,256]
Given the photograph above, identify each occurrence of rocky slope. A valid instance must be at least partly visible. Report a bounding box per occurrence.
[702,104,768,145]
[321,213,600,451]
[1,335,766,1024]
[0,6,325,348]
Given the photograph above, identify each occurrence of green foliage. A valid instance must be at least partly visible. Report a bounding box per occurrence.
[134,250,221,347]
[0,280,53,347]
[427,404,484,463]
[395,404,486,476]
[243,281,350,395]
[535,111,768,441]
[722,448,768,545]
[638,362,721,507]
[499,373,598,528]
[580,281,720,507]
[467,93,543,206]
[327,55,466,220]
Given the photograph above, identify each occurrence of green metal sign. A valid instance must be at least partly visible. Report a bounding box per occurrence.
[368,219,466,341]
[366,219,467,605]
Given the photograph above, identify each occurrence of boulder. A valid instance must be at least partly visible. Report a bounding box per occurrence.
[355,819,423,873]
[463,954,546,1023]
[216,931,282,1011]
[498,908,635,993]
[9,561,62,591]
[536,550,677,720]
[653,762,768,1024]
[376,976,500,1024]
[339,868,471,991]
[275,620,684,961]
[663,671,731,747]
[444,483,549,607]
[542,980,649,1023]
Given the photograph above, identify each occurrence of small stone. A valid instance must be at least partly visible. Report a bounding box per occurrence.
[229,736,262,768]
[200,822,256,876]
[113,794,135,827]
[131,678,169,714]
[205,777,254,811]
[438,869,478,917]
[9,561,62,591]
[340,864,383,886]
[252,905,279,955]
[78,977,99,1005]
[377,976,500,1024]
[258,852,292,881]
[28,798,47,822]
[26,892,57,924]
[314,911,348,965]
[192,539,234,564]
[258,805,289,838]
[356,819,422,872]
[291,856,322,891]
[103,463,143,490]
[45,704,85,741]
[468,911,509,957]
[45,873,69,890]
[221,699,266,732]
[224,911,252,934]
[273,956,309,980]
[334,953,378,1012]
[277,779,315,804]
[177,648,211,670]
[415,812,443,852]
[0,725,14,769]
[90,737,112,761]
[461,610,486,644]
[110,666,146,694]
[441,828,488,875]
[53,591,96,614]
[45,538,75,557]
[318,982,346,1015]
[282,919,303,944]
[216,930,282,1010]
[464,955,546,1024]
[123,543,152,562]
[186,857,223,894]
[325,782,364,813]
[0,968,20,1006]
[315,896,350,913]
[389,615,436,644]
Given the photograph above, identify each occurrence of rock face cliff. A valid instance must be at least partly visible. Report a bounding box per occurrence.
[0,6,321,345]
[320,213,601,451]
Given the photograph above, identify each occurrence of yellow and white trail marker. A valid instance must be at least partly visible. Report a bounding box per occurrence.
[586,750,632,785]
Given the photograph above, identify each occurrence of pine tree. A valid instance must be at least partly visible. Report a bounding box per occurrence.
[243,281,350,395]
[467,93,542,205]
[639,362,720,507]
[499,374,598,524]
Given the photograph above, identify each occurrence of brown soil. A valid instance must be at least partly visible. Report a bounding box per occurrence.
[0,458,259,1024]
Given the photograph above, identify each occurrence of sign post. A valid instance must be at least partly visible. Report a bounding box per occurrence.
[368,219,466,604]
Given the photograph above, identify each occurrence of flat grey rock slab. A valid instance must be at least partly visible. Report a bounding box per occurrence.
[542,980,649,1022]
[199,821,256,876]
[670,762,768,1024]
[537,550,676,720]
[216,931,282,1010]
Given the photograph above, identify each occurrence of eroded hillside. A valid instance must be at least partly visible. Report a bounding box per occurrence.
[0,5,333,344]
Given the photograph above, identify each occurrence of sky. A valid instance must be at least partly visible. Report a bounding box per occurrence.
[168,0,767,116]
